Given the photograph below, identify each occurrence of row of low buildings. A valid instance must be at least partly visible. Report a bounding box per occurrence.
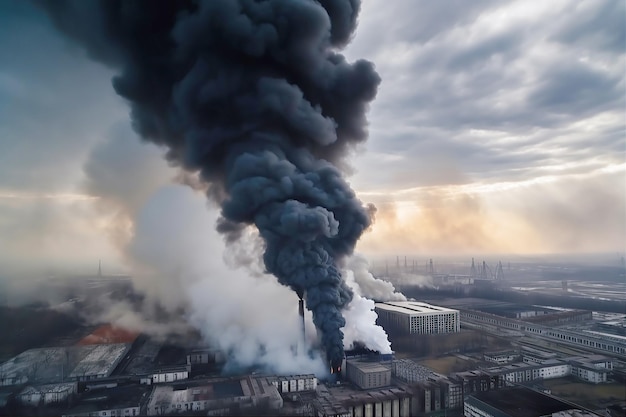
[1,373,318,416]
[461,309,626,356]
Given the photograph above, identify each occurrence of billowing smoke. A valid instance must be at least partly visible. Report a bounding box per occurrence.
[39,0,380,366]
[345,254,406,301]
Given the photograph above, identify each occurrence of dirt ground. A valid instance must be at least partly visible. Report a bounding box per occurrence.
[543,377,626,409]
[418,355,477,374]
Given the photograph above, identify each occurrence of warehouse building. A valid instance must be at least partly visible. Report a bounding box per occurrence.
[345,359,391,390]
[392,359,441,383]
[0,344,130,386]
[145,377,282,415]
[62,385,149,417]
[461,309,626,355]
[375,301,460,335]
[17,383,77,406]
[68,344,130,381]
[464,387,589,417]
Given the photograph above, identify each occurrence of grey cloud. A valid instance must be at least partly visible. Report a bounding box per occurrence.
[0,1,124,192]
[529,62,623,116]
[347,0,624,194]
[552,0,626,53]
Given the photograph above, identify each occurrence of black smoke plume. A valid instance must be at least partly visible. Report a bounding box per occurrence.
[38,0,380,366]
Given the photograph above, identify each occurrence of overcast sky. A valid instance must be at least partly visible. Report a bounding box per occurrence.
[0,0,624,277]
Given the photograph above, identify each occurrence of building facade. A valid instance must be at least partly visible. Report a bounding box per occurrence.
[345,360,391,390]
[375,302,460,335]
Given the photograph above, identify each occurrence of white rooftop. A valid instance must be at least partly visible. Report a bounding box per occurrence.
[375,301,458,316]
[68,344,129,379]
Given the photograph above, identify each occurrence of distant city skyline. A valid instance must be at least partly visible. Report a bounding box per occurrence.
[0,0,624,276]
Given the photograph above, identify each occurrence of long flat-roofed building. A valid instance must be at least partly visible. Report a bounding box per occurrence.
[375,301,460,335]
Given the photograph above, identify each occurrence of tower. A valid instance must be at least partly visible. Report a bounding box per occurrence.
[495,261,504,280]
[298,298,305,353]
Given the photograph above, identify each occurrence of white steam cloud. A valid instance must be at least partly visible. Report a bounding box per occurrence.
[340,254,406,354]
[128,185,327,375]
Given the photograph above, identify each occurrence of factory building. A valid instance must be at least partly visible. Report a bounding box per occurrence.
[270,374,317,393]
[145,377,282,415]
[345,359,391,390]
[0,344,130,386]
[392,359,441,383]
[375,301,460,335]
[405,378,464,414]
[145,366,189,385]
[464,387,591,417]
[568,356,612,384]
[461,309,626,355]
[62,385,148,417]
[322,384,412,417]
[475,355,612,385]
[483,350,519,365]
[185,348,225,368]
[17,383,77,406]
[68,344,130,381]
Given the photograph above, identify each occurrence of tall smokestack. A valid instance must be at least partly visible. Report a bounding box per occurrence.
[40,0,380,367]
[298,296,305,354]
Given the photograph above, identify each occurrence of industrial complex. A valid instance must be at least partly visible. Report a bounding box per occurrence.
[1,258,626,417]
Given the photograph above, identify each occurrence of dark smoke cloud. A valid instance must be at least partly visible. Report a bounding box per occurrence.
[38,0,380,365]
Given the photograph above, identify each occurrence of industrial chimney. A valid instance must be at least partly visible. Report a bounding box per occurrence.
[298,297,305,354]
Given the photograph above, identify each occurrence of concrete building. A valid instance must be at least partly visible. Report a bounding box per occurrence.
[69,344,130,381]
[148,367,189,385]
[464,387,586,417]
[145,377,282,416]
[451,370,505,396]
[0,344,130,386]
[270,374,317,393]
[314,384,351,417]
[375,301,460,335]
[484,350,519,365]
[0,347,70,386]
[391,359,441,383]
[480,355,612,385]
[324,384,412,417]
[345,359,391,390]
[62,385,148,417]
[461,309,626,355]
[185,348,225,368]
[568,360,609,384]
[404,377,464,413]
[522,346,559,365]
[17,383,77,406]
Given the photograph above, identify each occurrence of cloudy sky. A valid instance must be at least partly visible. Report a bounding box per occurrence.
[0,0,624,277]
